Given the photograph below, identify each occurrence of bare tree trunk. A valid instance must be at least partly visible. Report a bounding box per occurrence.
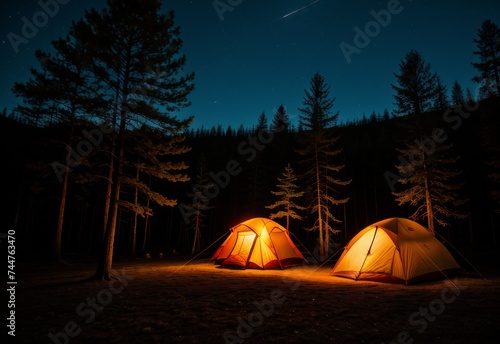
[131,207,138,257]
[54,127,74,263]
[142,202,151,252]
[191,208,200,254]
[324,165,330,258]
[343,202,347,243]
[286,199,290,234]
[102,83,119,244]
[94,104,126,280]
[423,161,435,235]
[94,141,123,280]
[130,166,139,257]
[314,143,324,260]
[102,150,114,244]
[54,164,69,263]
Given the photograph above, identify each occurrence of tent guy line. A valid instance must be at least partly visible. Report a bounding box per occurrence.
[433,230,486,281]
[163,231,229,278]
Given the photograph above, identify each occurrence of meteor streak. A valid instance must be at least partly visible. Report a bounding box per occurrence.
[281,0,320,19]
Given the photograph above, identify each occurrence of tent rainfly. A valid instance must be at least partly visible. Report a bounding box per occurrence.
[330,217,461,284]
[210,217,306,269]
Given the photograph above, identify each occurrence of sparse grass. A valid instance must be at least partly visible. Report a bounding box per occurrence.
[16,257,500,343]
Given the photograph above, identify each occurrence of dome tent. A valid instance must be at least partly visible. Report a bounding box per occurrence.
[210,217,306,269]
[330,218,461,284]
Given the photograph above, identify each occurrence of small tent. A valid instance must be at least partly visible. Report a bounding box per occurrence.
[330,218,461,284]
[210,217,306,269]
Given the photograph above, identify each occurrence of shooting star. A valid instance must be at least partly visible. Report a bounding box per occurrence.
[281,0,320,19]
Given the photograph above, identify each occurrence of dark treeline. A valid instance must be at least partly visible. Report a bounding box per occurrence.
[3,1,499,273]
[183,111,390,139]
[3,95,499,262]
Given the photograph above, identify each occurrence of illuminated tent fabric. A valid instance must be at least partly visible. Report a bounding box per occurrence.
[330,218,461,284]
[210,217,306,269]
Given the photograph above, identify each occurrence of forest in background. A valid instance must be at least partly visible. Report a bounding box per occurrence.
[3,94,499,262]
[1,1,499,277]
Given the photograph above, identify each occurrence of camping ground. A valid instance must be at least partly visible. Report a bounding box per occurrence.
[16,256,500,344]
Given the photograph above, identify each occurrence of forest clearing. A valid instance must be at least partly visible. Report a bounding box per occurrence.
[3,1,500,343]
[16,256,500,344]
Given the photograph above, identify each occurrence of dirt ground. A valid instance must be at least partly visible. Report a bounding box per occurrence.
[14,256,500,344]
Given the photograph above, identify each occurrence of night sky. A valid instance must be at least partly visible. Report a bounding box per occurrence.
[1,0,500,129]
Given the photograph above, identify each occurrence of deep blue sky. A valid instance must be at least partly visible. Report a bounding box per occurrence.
[1,0,500,129]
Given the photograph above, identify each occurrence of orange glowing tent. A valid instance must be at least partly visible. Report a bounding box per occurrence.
[210,217,306,269]
[330,218,461,284]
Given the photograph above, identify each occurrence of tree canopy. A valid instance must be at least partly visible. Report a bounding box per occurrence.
[391,50,439,115]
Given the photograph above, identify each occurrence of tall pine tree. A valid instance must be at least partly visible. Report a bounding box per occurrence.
[12,35,102,263]
[67,0,195,280]
[391,50,438,115]
[472,20,500,97]
[296,72,350,261]
[185,154,213,254]
[392,139,467,235]
[266,163,306,233]
[451,80,465,106]
[256,111,268,132]
[434,76,449,111]
[122,126,191,256]
[270,104,290,132]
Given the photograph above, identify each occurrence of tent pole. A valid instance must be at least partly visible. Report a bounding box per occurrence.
[356,226,378,280]
[247,229,259,269]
